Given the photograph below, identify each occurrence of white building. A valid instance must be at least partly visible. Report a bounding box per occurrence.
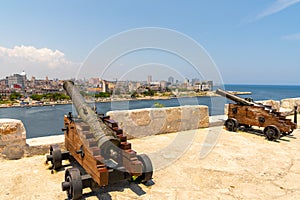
[6,71,27,88]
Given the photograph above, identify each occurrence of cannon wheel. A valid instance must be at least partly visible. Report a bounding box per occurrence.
[64,168,82,200]
[225,118,238,132]
[263,125,281,141]
[50,144,62,170]
[136,154,153,183]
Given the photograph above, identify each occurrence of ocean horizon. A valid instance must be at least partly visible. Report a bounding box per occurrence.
[223,84,300,101]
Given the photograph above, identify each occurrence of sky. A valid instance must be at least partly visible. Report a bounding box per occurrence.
[0,0,299,85]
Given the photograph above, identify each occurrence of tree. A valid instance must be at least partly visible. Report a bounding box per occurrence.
[95,92,110,98]
[143,90,155,96]
[30,93,70,101]
[154,102,164,108]
[131,91,138,98]
[30,94,43,101]
[10,92,22,100]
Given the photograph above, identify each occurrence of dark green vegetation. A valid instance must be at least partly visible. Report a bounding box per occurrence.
[9,92,22,100]
[79,91,111,98]
[153,102,165,108]
[30,93,70,101]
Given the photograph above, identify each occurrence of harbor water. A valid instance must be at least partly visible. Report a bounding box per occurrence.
[1,84,300,138]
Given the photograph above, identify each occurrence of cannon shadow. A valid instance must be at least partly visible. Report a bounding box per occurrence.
[237,126,297,142]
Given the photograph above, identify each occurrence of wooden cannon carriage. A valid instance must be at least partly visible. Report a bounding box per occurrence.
[46,81,153,200]
[216,88,297,141]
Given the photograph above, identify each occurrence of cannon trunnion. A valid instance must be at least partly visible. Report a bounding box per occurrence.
[216,88,297,141]
[46,81,153,200]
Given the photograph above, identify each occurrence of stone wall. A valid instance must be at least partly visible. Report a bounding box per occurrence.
[0,119,26,159]
[107,105,209,139]
[281,98,300,111]
[256,100,281,111]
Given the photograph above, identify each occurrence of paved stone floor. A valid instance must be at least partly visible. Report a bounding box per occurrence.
[1,126,300,200]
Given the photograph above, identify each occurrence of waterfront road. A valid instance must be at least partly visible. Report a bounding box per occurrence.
[1,127,300,200]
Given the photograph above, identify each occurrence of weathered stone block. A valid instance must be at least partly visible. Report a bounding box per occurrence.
[3,145,25,160]
[224,104,229,115]
[131,110,151,126]
[257,100,280,111]
[281,98,300,112]
[0,119,26,159]
[107,105,209,139]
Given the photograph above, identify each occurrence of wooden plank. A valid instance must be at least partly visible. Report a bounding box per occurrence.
[112,127,123,135]
[120,142,131,150]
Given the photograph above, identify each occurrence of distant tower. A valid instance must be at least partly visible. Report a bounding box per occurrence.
[20,70,26,78]
[31,76,36,87]
[102,80,108,93]
[168,76,174,84]
[147,75,152,84]
[20,70,27,88]
[184,78,189,88]
[184,78,189,84]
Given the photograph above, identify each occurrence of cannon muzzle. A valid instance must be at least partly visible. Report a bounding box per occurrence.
[63,81,120,156]
[216,88,254,106]
[216,88,279,113]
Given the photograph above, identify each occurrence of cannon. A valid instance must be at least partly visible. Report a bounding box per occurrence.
[216,88,297,141]
[46,81,153,199]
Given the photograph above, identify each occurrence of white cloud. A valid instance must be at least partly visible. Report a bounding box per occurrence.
[0,45,73,68]
[282,33,300,40]
[256,0,300,20]
[0,45,80,79]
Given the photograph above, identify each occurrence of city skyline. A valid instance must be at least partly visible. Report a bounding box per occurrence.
[0,1,300,85]
[0,70,203,85]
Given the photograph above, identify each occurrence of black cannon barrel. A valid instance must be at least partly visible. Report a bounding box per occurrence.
[216,88,254,106]
[63,81,120,154]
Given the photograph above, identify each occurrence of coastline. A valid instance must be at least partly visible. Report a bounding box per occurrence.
[0,90,251,109]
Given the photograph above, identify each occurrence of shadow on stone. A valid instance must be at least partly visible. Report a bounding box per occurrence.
[2,145,24,160]
[82,180,148,200]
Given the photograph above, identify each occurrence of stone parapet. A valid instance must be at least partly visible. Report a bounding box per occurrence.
[256,100,281,111]
[107,105,209,139]
[281,98,300,111]
[0,119,26,159]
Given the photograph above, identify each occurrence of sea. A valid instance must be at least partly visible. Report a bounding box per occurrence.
[1,84,300,138]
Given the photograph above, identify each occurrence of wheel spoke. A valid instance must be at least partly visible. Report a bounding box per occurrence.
[225,118,238,132]
[264,125,280,141]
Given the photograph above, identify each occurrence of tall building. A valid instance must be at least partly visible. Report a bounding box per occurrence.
[168,76,174,84]
[6,71,27,88]
[30,76,36,87]
[191,78,200,86]
[160,80,170,90]
[194,81,213,91]
[184,78,189,84]
[20,71,27,87]
[147,75,152,84]
[101,80,109,93]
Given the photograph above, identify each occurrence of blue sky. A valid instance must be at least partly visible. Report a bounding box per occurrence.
[0,0,299,85]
